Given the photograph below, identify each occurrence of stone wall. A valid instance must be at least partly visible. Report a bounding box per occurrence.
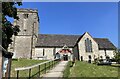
[34,48,54,60]
[73,45,79,60]
[13,36,32,58]
[99,50,114,59]
[106,50,114,59]
[34,47,73,60]
[78,32,99,61]
[14,9,39,36]
[8,9,39,59]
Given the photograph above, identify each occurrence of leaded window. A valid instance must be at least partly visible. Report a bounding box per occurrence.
[85,38,92,52]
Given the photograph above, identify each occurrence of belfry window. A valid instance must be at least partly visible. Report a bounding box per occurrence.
[85,38,92,52]
[23,14,28,19]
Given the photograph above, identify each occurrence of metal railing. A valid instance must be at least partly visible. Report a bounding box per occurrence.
[15,59,59,79]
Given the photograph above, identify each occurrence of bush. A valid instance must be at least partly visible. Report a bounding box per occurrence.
[93,58,99,64]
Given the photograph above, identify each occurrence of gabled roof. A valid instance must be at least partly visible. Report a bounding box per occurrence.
[36,34,116,50]
[36,34,80,47]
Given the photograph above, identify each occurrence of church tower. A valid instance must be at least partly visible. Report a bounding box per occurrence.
[8,8,39,59]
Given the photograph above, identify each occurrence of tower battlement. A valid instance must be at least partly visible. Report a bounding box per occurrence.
[17,8,38,13]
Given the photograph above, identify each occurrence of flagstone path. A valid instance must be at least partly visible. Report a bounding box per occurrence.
[42,61,68,78]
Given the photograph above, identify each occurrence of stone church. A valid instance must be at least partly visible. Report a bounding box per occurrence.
[8,8,116,61]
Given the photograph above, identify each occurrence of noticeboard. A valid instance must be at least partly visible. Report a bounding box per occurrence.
[2,57,8,76]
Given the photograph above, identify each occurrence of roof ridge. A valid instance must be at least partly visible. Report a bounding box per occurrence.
[94,38,108,39]
[38,34,81,36]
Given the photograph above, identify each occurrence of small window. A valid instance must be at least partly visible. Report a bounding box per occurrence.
[24,29,26,32]
[88,55,91,60]
[43,49,45,56]
[23,14,28,19]
[100,56,103,59]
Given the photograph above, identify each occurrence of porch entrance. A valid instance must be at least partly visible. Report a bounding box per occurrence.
[63,55,68,61]
[55,45,73,61]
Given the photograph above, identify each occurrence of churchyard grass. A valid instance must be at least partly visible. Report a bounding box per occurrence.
[69,61,118,77]
[11,58,47,77]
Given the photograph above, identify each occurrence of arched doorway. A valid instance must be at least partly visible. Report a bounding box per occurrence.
[81,56,83,61]
[63,54,68,61]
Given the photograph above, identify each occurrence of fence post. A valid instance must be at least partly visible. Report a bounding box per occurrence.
[53,60,55,67]
[17,70,19,79]
[15,60,57,78]
[44,63,46,74]
[29,69,31,79]
[49,61,50,69]
[52,60,53,68]
[38,65,40,77]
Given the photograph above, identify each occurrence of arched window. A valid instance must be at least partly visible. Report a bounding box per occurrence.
[90,40,92,52]
[85,38,92,52]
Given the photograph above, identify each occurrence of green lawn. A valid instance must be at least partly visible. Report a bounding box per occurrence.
[69,61,118,77]
[63,61,72,78]
[11,58,47,77]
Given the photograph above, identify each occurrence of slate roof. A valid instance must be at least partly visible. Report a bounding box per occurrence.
[94,38,116,50]
[36,34,116,50]
[36,34,80,47]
